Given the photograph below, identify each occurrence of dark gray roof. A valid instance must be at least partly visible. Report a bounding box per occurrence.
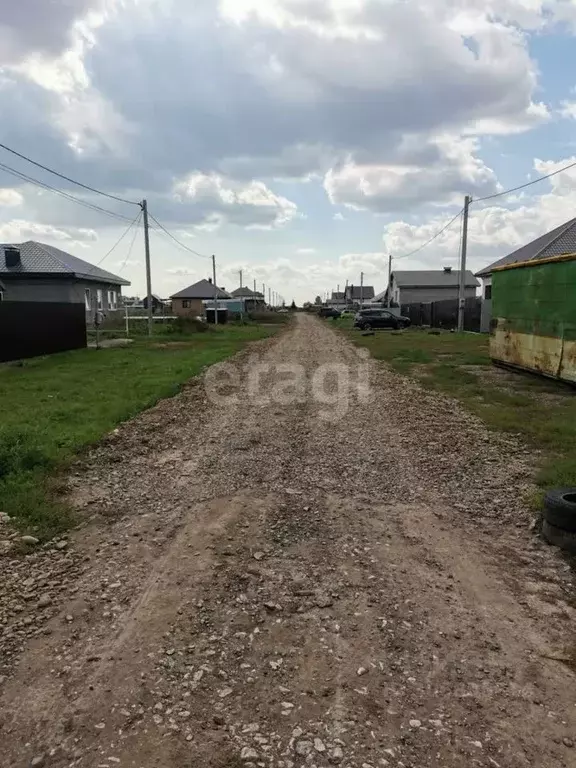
[170,279,231,299]
[393,269,479,288]
[230,287,264,298]
[0,241,130,285]
[331,291,345,300]
[346,285,375,300]
[475,217,576,277]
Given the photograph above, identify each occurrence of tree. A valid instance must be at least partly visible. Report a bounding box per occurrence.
[314,295,322,305]
[290,300,297,310]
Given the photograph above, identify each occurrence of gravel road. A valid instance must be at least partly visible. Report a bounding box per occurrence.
[1,313,576,768]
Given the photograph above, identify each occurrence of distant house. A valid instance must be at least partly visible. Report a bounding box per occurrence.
[170,278,231,316]
[0,241,130,320]
[230,286,266,310]
[345,285,375,304]
[475,217,576,332]
[379,268,479,306]
[142,294,165,313]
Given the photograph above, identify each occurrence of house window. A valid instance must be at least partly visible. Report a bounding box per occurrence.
[97,288,103,309]
[108,290,117,309]
[484,284,492,300]
[182,300,190,308]
[85,289,91,310]
[0,290,3,302]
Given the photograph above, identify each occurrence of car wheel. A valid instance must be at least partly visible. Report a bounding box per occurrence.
[363,322,372,331]
[543,488,576,532]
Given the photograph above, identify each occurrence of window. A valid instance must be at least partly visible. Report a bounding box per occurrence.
[0,290,3,301]
[97,288,103,309]
[484,284,492,300]
[108,290,117,309]
[85,289,91,310]
[182,300,190,308]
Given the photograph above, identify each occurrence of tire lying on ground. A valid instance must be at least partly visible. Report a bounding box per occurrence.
[542,520,576,554]
[543,488,576,531]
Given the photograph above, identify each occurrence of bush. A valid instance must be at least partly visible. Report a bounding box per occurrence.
[167,316,209,334]
[248,312,290,324]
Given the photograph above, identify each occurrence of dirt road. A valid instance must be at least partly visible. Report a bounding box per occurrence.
[1,314,575,768]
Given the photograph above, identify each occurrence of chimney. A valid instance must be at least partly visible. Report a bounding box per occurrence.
[5,247,21,268]
[208,277,212,284]
[443,266,452,274]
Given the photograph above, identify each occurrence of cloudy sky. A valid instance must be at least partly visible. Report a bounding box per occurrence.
[2,0,576,302]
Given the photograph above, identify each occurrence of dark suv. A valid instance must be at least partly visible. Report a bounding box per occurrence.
[354,308,411,330]
[319,307,341,319]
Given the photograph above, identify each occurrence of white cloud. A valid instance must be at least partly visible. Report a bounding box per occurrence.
[0,220,98,243]
[560,100,576,119]
[173,173,298,229]
[324,136,499,212]
[0,188,24,207]
[296,247,317,254]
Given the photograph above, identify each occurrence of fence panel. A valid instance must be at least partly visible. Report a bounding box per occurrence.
[402,297,481,332]
[0,301,87,362]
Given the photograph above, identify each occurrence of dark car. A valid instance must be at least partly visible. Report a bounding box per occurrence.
[319,307,341,319]
[354,308,411,330]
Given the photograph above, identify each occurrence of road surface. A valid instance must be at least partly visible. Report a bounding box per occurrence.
[1,314,575,768]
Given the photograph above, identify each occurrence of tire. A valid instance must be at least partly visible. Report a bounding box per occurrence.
[363,322,372,331]
[543,488,576,532]
[542,520,576,553]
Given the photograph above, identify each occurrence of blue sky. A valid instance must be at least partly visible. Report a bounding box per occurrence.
[1,0,576,302]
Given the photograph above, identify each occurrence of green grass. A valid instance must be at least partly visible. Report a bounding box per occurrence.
[341,326,576,494]
[0,325,277,539]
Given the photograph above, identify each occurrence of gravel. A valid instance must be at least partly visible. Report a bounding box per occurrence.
[1,314,575,768]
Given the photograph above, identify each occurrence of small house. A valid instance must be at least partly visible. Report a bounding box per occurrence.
[0,241,130,320]
[170,278,231,316]
[378,268,479,306]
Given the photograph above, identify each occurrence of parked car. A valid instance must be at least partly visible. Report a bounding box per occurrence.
[319,307,341,319]
[354,308,411,330]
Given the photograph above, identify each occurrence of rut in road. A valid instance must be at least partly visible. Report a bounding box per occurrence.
[1,313,575,768]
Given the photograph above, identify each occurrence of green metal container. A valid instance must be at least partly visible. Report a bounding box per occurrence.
[490,253,576,383]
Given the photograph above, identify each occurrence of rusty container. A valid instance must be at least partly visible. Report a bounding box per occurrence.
[490,253,576,384]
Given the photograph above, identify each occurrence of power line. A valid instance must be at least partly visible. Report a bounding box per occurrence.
[395,208,464,261]
[473,158,576,204]
[148,213,211,259]
[117,212,142,273]
[0,161,134,223]
[0,142,139,206]
[96,211,143,267]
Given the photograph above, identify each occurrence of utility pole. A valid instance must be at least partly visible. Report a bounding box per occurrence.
[268,287,271,306]
[141,199,152,336]
[345,279,349,308]
[262,283,266,305]
[360,271,364,309]
[239,269,243,289]
[212,254,218,326]
[253,278,256,294]
[458,195,471,332]
[387,254,392,308]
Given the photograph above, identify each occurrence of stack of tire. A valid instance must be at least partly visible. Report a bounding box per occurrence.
[542,489,576,553]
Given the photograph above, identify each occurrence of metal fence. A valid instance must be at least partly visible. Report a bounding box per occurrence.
[401,297,482,332]
[0,301,87,362]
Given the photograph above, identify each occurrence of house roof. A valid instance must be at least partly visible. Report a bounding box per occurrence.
[475,217,576,277]
[0,241,130,285]
[331,291,345,300]
[346,285,375,300]
[170,279,231,299]
[230,287,264,298]
[393,269,479,288]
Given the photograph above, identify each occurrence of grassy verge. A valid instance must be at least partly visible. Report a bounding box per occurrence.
[337,321,576,494]
[0,325,278,539]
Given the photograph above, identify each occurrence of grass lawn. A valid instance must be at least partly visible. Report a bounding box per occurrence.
[0,324,278,539]
[335,319,576,497]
